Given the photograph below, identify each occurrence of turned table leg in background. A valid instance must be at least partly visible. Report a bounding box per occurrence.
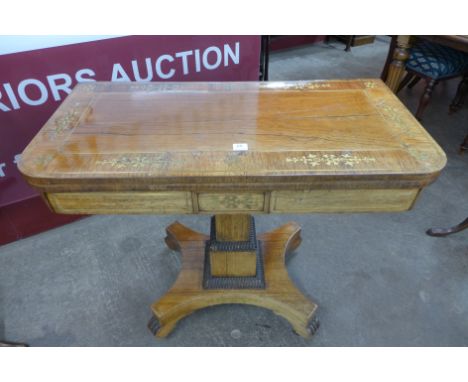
[385,35,412,93]
[148,215,319,339]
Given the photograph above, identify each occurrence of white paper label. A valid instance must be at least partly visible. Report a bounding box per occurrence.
[233,143,248,151]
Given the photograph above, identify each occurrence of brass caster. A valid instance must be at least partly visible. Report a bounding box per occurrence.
[148,315,161,336]
[308,317,320,335]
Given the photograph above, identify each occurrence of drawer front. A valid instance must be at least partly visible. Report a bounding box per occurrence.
[45,189,420,215]
[46,191,192,214]
[197,192,265,213]
[271,189,420,213]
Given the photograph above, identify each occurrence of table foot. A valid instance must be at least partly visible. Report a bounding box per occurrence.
[0,340,29,347]
[308,316,320,335]
[293,317,320,337]
[147,315,161,336]
[459,134,468,154]
[149,221,318,339]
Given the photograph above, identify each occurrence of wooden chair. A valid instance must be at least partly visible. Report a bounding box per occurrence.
[397,40,468,120]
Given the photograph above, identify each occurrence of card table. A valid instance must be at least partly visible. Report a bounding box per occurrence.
[19,80,446,338]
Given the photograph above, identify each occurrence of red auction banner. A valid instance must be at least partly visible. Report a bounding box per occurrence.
[0,35,261,244]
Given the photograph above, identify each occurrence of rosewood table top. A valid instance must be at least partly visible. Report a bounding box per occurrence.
[19,79,446,215]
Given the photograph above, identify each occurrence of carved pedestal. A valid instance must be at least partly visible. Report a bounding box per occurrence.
[148,217,318,338]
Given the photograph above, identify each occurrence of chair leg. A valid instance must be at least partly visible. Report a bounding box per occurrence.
[408,76,421,89]
[380,35,397,81]
[449,74,468,114]
[0,340,28,347]
[345,36,353,52]
[426,217,468,237]
[460,133,468,154]
[397,72,415,93]
[415,78,437,120]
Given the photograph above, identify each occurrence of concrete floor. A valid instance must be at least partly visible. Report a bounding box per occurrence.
[1,36,467,346]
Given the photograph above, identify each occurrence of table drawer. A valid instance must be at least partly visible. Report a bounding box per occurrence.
[270,189,420,213]
[46,191,193,214]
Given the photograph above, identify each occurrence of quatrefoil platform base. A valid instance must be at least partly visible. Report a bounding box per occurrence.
[148,216,318,339]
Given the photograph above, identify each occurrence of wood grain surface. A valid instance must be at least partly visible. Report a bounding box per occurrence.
[150,221,317,338]
[18,80,446,215]
[209,214,257,277]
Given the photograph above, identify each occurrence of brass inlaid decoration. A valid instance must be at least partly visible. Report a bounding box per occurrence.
[48,100,94,139]
[77,83,97,92]
[96,154,169,169]
[286,153,376,167]
[290,82,332,90]
[126,82,239,92]
[33,153,55,168]
[220,194,255,209]
[198,193,265,212]
[52,105,82,135]
[363,81,377,88]
[376,100,406,130]
[223,152,248,172]
[375,99,444,170]
[129,83,162,92]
